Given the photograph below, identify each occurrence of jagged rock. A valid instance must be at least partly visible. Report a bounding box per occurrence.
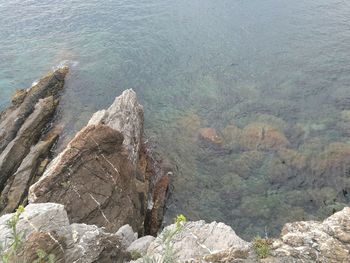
[0,203,130,263]
[131,207,350,262]
[0,96,57,192]
[127,236,155,255]
[0,68,68,214]
[29,89,170,235]
[0,131,58,214]
[88,89,144,165]
[0,67,68,153]
[29,124,142,232]
[272,207,350,262]
[143,221,250,262]
[116,225,138,247]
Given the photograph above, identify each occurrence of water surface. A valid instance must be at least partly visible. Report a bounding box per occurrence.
[1,0,350,239]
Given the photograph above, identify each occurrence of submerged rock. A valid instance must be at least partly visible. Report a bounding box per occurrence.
[198,127,223,146]
[29,89,170,235]
[240,122,290,151]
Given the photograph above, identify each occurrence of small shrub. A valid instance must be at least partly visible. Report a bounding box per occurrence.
[130,250,142,260]
[0,205,25,263]
[142,214,187,263]
[252,236,271,259]
[33,248,55,263]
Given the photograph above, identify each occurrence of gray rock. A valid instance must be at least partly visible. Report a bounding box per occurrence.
[116,224,138,248]
[272,207,350,262]
[88,89,143,165]
[127,235,155,255]
[0,203,129,263]
[144,220,250,262]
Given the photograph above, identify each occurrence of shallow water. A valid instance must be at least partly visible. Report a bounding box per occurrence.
[1,0,350,239]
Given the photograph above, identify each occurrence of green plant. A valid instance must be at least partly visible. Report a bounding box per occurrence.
[0,205,25,263]
[33,248,55,263]
[130,250,142,260]
[142,214,187,263]
[252,236,271,259]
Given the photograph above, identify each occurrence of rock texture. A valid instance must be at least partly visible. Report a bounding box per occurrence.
[130,207,350,263]
[0,68,68,214]
[272,207,350,263]
[29,89,170,235]
[0,203,130,263]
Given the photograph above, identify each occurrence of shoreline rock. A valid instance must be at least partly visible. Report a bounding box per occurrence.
[29,89,170,236]
[0,68,68,214]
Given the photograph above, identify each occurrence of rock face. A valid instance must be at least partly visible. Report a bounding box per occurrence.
[272,207,350,263]
[130,207,350,263]
[130,220,250,262]
[29,89,170,235]
[0,203,130,263]
[0,68,68,214]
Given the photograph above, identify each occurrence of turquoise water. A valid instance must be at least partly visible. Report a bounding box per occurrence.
[1,0,350,239]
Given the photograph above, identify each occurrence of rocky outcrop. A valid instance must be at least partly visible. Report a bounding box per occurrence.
[29,89,170,235]
[0,67,67,153]
[0,203,131,262]
[130,207,350,262]
[272,207,350,263]
[0,68,68,214]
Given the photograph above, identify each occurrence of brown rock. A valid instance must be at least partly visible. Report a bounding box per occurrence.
[21,231,65,263]
[240,122,289,151]
[29,124,142,232]
[198,127,223,146]
[0,67,68,153]
[29,89,170,236]
[0,131,58,215]
[0,96,57,192]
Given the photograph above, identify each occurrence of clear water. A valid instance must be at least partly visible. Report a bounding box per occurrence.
[1,0,350,239]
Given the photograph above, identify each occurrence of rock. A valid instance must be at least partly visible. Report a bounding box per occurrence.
[0,69,68,214]
[272,207,350,262]
[145,221,249,262]
[0,203,129,263]
[136,208,350,262]
[88,89,143,165]
[0,131,58,214]
[29,89,170,235]
[0,67,68,153]
[116,224,138,247]
[198,127,223,146]
[0,96,57,192]
[68,223,129,263]
[127,236,155,255]
[240,122,290,151]
[144,173,170,236]
[221,124,242,148]
[29,124,142,232]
